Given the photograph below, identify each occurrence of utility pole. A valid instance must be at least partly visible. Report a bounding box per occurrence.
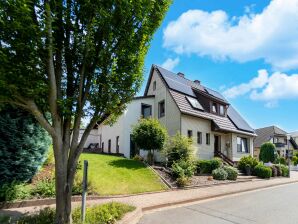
[81,160,88,222]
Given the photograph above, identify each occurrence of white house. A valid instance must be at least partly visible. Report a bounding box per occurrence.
[83,65,256,164]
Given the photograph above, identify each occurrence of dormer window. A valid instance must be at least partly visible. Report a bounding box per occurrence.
[219,105,225,116]
[212,102,217,113]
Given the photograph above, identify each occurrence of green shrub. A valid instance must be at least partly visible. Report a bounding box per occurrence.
[0,181,32,202]
[254,164,272,179]
[16,202,135,224]
[238,156,258,174]
[223,166,238,180]
[43,145,54,166]
[171,160,196,179]
[259,142,277,163]
[212,168,228,180]
[0,215,11,224]
[0,106,51,185]
[275,165,282,176]
[197,158,222,174]
[280,164,289,177]
[17,207,55,224]
[72,202,135,224]
[31,179,55,198]
[163,133,194,165]
[132,155,143,162]
[176,176,189,187]
[292,156,298,165]
[276,157,287,165]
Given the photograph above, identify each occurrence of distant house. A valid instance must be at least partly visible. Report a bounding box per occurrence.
[289,131,298,146]
[82,65,256,164]
[254,126,298,159]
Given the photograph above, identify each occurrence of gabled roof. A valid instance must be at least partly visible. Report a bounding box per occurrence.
[254,126,287,148]
[145,65,255,135]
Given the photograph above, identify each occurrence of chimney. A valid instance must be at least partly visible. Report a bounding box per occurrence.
[177,72,185,78]
[194,80,201,85]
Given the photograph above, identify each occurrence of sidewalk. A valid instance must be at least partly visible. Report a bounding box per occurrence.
[2,172,298,223]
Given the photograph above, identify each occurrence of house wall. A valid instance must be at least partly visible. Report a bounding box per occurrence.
[147,70,181,136]
[78,129,100,148]
[98,97,155,158]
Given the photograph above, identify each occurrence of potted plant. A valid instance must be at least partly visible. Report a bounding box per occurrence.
[245,164,251,176]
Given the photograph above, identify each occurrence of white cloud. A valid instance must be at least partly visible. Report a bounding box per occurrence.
[223,69,298,106]
[161,57,180,70]
[163,0,298,70]
[223,69,268,98]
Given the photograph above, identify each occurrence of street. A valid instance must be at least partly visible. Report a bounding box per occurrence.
[139,182,298,224]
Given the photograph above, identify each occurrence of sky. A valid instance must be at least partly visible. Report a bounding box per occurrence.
[140,0,298,132]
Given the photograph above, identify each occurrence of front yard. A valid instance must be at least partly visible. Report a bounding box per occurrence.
[78,154,167,195]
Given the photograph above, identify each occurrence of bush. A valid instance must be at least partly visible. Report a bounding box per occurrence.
[0,181,32,202]
[275,165,282,176]
[197,158,222,174]
[132,155,143,162]
[31,179,55,198]
[280,164,289,177]
[238,156,258,174]
[292,156,298,165]
[223,166,238,180]
[254,164,272,179]
[171,160,196,179]
[17,207,55,224]
[72,202,135,224]
[212,168,228,180]
[276,157,287,165]
[163,133,194,165]
[0,106,51,185]
[176,176,189,187]
[271,166,277,177]
[259,142,277,163]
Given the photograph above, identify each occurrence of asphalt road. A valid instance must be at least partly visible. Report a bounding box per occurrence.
[139,183,298,224]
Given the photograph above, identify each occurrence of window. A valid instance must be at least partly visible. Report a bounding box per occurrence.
[186,96,204,110]
[187,130,193,138]
[116,136,119,153]
[212,102,217,113]
[197,132,202,144]
[101,142,104,152]
[141,104,152,118]
[219,105,225,116]
[237,137,249,153]
[108,139,111,153]
[153,81,156,91]
[206,133,210,145]
[158,100,165,118]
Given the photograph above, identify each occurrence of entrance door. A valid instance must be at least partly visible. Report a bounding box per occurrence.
[214,135,221,155]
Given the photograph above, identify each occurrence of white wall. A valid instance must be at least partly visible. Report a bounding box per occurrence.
[78,129,100,148]
[231,133,254,161]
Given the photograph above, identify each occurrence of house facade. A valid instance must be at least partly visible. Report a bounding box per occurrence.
[85,65,256,163]
[254,126,298,159]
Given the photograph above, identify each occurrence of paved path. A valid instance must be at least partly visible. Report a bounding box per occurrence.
[2,172,298,221]
[139,182,298,224]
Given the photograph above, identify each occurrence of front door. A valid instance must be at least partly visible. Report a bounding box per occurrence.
[214,135,221,155]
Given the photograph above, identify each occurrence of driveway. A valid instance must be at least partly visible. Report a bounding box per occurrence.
[139,182,298,224]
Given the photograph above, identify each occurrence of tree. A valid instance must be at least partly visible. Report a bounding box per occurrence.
[163,133,194,166]
[0,1,171,223]
[259,142,277,163]
[131,118,168,163]
[0,106,51,185]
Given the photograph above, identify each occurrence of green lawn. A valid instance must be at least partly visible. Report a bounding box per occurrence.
[78,154,167,195]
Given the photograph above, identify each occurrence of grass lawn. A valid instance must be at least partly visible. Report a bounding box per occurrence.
[78,153,167,195]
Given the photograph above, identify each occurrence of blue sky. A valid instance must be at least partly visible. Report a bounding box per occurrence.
[140,0,298,132]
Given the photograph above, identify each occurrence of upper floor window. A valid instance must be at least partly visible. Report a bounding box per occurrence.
[141,104,152,118]
[219,105,225,116]
[237,137,249,153]
[153,81,156,91]
[197,132,202,144]
[158,100,165,118]
[212,102,217,113]
[188,130,193,138]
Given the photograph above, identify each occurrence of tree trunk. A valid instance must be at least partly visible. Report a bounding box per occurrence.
[53,141,75,224]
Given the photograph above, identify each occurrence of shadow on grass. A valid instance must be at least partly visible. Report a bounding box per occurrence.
[108,159,145,170]
[0,209,24,223]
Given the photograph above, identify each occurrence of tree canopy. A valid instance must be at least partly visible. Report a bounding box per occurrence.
[0,0,171,223]
[131,118,168,151]
[259,142,277,163]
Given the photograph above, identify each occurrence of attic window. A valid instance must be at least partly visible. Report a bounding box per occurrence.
[186,96,203,110]
[212,102,217,113]
[153,81,156,91]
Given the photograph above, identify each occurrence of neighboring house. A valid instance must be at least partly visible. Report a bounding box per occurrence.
[289,131,298,146]
[90,65,256,164]
[254,126,298,159]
